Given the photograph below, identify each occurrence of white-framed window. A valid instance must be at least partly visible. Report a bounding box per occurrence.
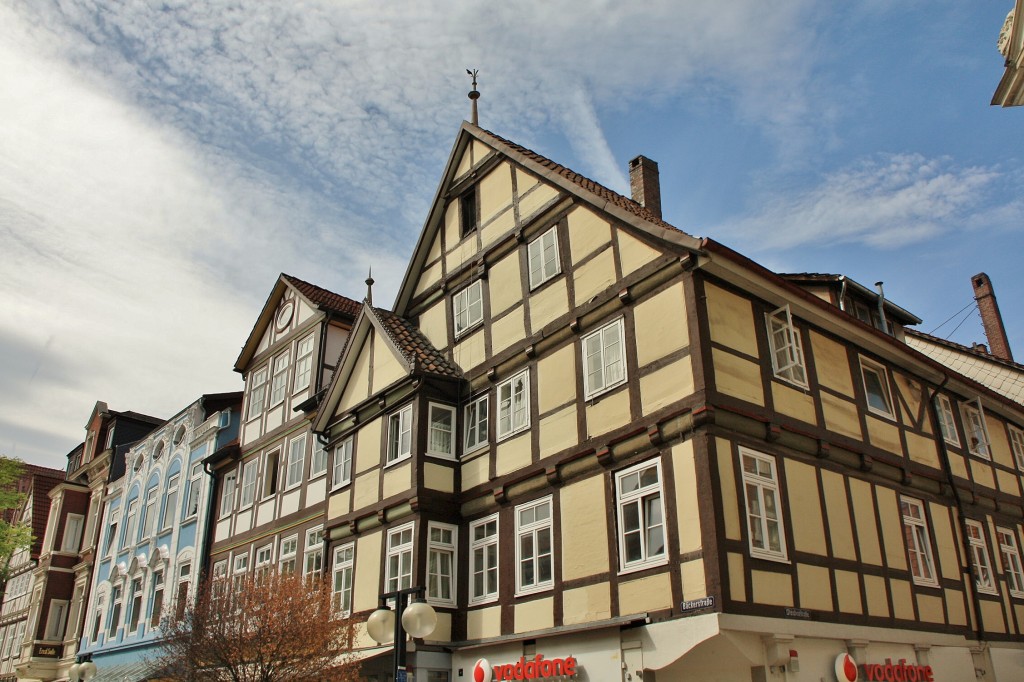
[965,519,997,595]
[239,459,258,508]
[279,535,298,575]
[310,438,328,478]
[997,527,1024,598]
[44,599,69,640]
[961,400,991,459]
[143,485,159,538]
[286,435,306,490]
[765,305,808,388]
[860,357,895,419]
[469,515,498,604]
[104,511,119,556]
[153,441,166,461]
[293,334,315,393]
[255,544,274,579]
[184,464,203,519]
[935,394,960,447]
[385,522,415,593]
[162,474,179,530]
[304,528,324,580]
[332,544,355,615]
[464,394,489,453]
[61,513,84,553]
[247,366,268,419]
[453,280,483,336]
[122,499,138,549]
[387,404,413,465]
[739,447,788,562]
[515,497,553,595]
[175,562,192,618]
[528,226,560,289]
[615,459,667,571]
[149,570,164,627]
[127,576,143,633]
[233,553,249,589]
[497,370,530,440]
[1009,426,1024,470]
[427,404,457,459]
[108,585,122,637]
[219,470,237,518]
[427,523,457,605]
[332,438,353,489]
[900,496,938,587]
[269,350,291,407]
[582,318,626,399]
[263,450,280,498]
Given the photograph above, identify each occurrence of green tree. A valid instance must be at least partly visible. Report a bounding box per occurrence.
[0,456,31,585]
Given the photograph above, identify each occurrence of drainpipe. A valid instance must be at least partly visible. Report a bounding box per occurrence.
[199,459,221,582]
[926,375,986,644]
[875,282,890,335]
[838,277,849,313]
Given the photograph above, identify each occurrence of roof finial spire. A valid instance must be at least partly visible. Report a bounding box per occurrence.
[365,268,374,305]
[466,68,480,126]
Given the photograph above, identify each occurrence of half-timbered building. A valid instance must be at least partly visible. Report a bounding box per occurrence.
[311,123,1024,682]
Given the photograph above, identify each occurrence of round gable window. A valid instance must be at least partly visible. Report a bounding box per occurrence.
[172,425,186,446]
[153,441,165,460]
[276,300,295,332]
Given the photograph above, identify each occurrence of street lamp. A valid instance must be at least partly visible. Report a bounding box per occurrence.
[68,654,97,682]
[367,586,437,682]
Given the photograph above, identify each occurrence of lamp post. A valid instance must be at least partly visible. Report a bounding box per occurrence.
[366,586,437,682]
[68,653,97,682]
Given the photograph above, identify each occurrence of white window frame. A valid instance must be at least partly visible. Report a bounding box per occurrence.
[427,522,457,606]
[254,544,274,578]
[184,464,203,519]
[304,527,324,580]
[464,394,489,453]
[965,519,997,595]
[233,553,249,575]
[239,459,258,508]
[739,447,789,562]
[615,459,667,573]
[247,366,268,420]
[279,535,298,575]
[497,370,530,440]
[218,470,236,519]
[293,333,315,393]
[1009,426,1024,471]
[427,403,457,459]
[528,226,560,289]
[310,438,328,479]
[332,544,355,616]
[514,497,554,596]
[469,514,498,604]
[108,585,123,638]
[385,522,415,594]
[161,473,179,530]
[961,400,992,459]
[269,350,291,407]
[860,357,895,419]
[997,527,1024,598]
[44,600,69,641]
[285,435,306,490]
[61,514,84,553]
[900,496,939,587]
[582,318,627,399]
[149,570,165,627]
[765,305,808,388]
[453,281,483,337]
[332,438,353,490]
[386,405,413,465]
[142,485,159,538]
[122,499,138,549]
[935,394,960,447]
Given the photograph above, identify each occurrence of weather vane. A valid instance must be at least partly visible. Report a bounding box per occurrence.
[467,68,480,125]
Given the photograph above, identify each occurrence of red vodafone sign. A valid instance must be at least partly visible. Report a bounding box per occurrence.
[473,655,578,681]
[834,654,936,682]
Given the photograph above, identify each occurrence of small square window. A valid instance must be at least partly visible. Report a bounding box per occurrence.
[387,405,413,465]
[860,357,894,418]
[582,319,626,399]
[528,227,560,289]
[453,281,484,337]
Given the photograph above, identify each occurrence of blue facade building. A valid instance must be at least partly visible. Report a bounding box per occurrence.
[78,393,241,679]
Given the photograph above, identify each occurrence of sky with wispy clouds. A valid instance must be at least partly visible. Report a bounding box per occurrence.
[2,1,1021,469]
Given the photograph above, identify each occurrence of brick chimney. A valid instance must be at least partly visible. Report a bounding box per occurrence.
[629,155,662,220]
[972,272,1013,362]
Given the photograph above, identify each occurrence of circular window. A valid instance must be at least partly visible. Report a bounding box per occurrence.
[133,455,144,473]
[276,300,294,331]
[153,441,165,460]
[172,425,186,446]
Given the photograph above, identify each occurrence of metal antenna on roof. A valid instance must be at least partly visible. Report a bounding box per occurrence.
[365,269,374,305]
[467,69,480,125]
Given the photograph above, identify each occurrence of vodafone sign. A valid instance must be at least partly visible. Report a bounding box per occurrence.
[473,655,578,681]
[834,654,936,682]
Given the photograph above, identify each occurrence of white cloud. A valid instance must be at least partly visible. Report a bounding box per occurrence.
[714,154,1018,251]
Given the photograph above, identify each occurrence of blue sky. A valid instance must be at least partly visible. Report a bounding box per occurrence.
[2,1,1021,470]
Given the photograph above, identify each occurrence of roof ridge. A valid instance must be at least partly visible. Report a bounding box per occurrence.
[907,329,1024,372]
[281,273,360,318]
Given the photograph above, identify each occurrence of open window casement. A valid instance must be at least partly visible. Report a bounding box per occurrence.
[766,305,807,386]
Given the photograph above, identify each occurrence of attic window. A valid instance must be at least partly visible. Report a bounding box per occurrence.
[460,189,478,238]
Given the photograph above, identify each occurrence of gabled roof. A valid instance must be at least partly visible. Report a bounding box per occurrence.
[779,273,922,326]
[234,273,360,373]
[312,302,463,433]
[907,329,1024,407]
[393,122,704,315]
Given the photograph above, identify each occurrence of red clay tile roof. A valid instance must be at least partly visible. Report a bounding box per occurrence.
[474,127,679,232]
[282,274,360,318]
[374,308,463,379]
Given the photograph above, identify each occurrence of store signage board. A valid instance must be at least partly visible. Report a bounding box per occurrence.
[835,653,936,682]
[473,655,578,682]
